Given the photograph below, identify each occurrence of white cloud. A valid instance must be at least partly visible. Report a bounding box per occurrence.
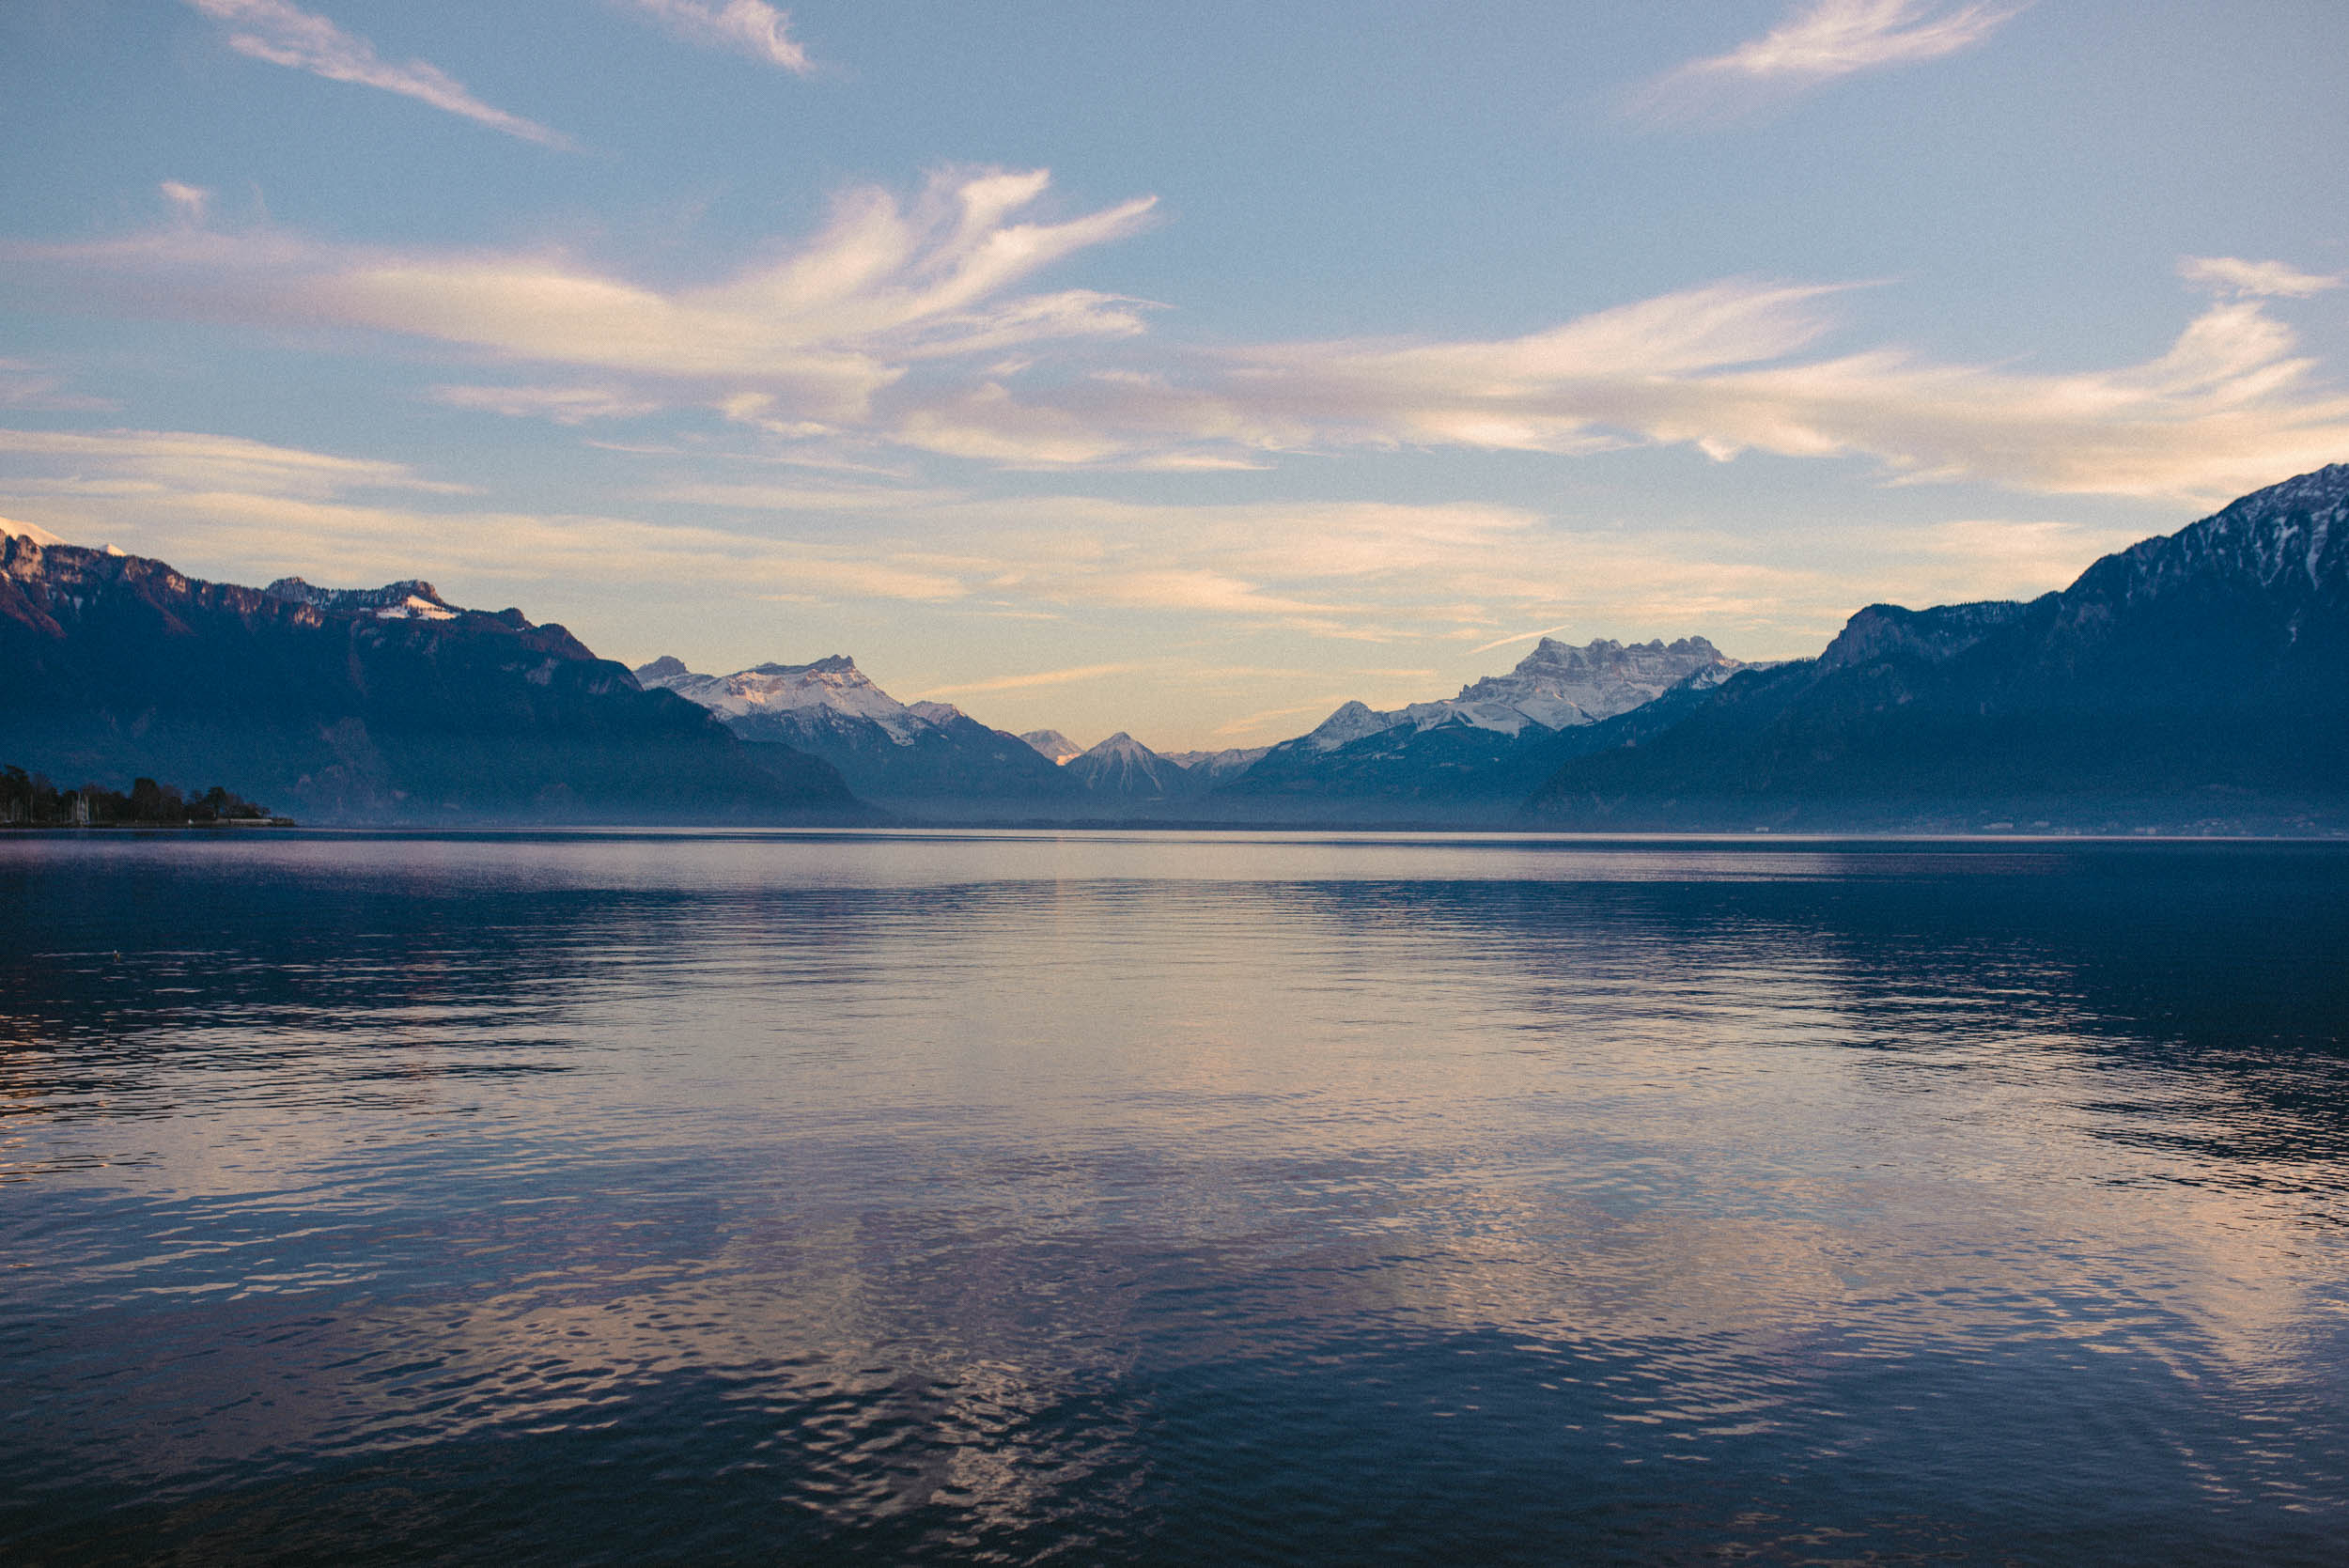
[2178,256,2344,300]
[159,180,211,223]
[19,179,2345,505]
[430,384,665,425]
[619,0,813,74]
[913,662,1143,700]
[0,359,115,413]
[0,426,464,497]
[1635,0,2026,121]
[32,169,1156,426]
[181,0,572,148]
[895,279,2349,502]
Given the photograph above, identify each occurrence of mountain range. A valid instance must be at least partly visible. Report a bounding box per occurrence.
[0,532,859,823]
[1529,464,2349,831]
[7,462,2346,830]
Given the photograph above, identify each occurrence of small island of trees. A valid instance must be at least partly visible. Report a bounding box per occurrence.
[2,765,289,828]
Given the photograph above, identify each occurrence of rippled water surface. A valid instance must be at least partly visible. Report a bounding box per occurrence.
[4,831,2348,1564]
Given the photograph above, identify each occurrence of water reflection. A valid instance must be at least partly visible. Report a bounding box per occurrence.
[3,832,2347,1563]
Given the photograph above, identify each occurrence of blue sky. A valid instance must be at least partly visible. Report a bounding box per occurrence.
[4,0,2345,748]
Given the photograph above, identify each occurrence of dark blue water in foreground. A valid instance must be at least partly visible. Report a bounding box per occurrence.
[4,831,2348,1565]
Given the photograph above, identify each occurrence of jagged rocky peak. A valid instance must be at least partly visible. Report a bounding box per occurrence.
[750,654,860,677]
[265,577,463,622]
[1456,635,1738,706]
[635,650,939,744]
[1297,634,1741,750]
[1020,729,1083,764]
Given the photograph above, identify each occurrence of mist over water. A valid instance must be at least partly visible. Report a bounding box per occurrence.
[4,831,2347,1564]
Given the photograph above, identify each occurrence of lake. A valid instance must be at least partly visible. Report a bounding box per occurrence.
[4,831,2347,1564]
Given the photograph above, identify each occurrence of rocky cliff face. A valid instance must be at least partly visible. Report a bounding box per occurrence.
[1450,636,1742,730]
[0,536,860,823]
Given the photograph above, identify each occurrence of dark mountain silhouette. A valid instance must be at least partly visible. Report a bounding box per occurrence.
[0,536,862,823]
[1527,464,2349,831]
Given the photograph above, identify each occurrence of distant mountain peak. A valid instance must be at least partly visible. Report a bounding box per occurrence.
[1295,635,1741,752]
[1065,729,1193,799]
[1019,729,1082,764]
[635,652,940,742]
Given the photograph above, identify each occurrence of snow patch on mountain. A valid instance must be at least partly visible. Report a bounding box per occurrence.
[0,517,65,547]
[266,577,461,622]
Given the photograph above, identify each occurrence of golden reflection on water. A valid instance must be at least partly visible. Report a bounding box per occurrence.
[3,832,2347,1557]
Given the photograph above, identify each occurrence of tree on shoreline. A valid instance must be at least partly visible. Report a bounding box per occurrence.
[1,765,277,826]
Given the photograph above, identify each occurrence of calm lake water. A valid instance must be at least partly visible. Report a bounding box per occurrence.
[4,831,2347,1565]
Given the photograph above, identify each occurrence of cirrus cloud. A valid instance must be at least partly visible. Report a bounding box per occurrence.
[181,0,572,148]
[1634,0,2028,124]
[618,0,814,74]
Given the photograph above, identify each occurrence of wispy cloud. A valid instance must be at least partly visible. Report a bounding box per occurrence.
[181,0,572,147]
[894,276,2349,502]
[0,426,466,495]
[2178,256,2344,300]
[913,662,1143,700]
[1634,0,2026,123]
[19,175,2347,505]
[32,168,1154,425]
[159,180,212,223]
[1,420,2182,744]
[1466,623,1579,658]
[619,0,813,74]
[0,359,115,413]
[0,426,967,605]
[430,384,665,425]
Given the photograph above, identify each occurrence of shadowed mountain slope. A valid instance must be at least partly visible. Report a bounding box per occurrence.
[1528,464,2349,831]
[0,536,861,823]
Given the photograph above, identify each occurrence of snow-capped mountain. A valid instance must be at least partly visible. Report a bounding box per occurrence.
[1065,732,1197,800]
[1211,635,1743,818]
[635,653,966,745]
[636,653,1074,811]
[1296,636,1741,751]
[1020,729,1083,764]
[1163,745,1269,781]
